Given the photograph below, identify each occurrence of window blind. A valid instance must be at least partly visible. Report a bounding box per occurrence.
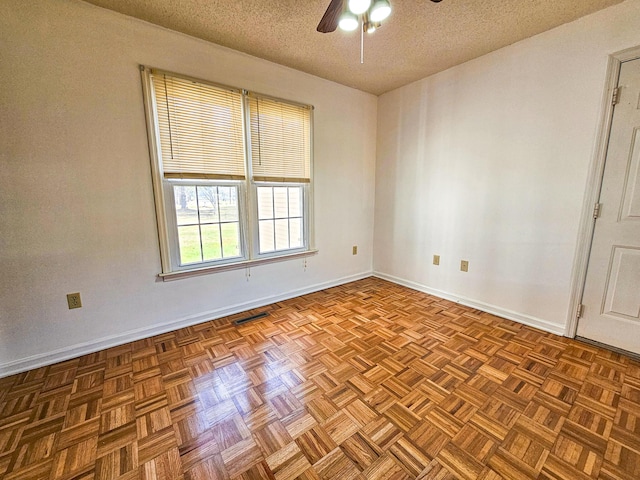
[151,71,246,179]
[248,95,311,183]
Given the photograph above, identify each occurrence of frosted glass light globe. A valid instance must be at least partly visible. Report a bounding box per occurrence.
[348,0,372,15]
[370,0,391,22]
[339,12,359,31]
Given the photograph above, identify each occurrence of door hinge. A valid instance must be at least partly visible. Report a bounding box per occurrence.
[593,202,601,219]
[576,304,584,320]
[612,86,621,105]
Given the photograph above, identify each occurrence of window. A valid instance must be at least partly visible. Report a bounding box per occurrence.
[257,185,304,253]
[173,184,242,264]
[141,68,313,276]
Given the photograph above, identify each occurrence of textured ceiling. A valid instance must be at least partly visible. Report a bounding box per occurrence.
[80,0,623,95]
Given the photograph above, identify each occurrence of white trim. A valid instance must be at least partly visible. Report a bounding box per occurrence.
[566,46,640,337]
[0,271,372,379]
[374,271,566,336]
[164,181,250,272]
[160,248,318,280]
[140,66,172,272]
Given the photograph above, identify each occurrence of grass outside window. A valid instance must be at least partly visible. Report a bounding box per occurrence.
[173,185,241,265]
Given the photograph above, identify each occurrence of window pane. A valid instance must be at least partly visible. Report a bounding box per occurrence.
[288,187,302,217]
[175,186,197,226]
[259,220,275,253]
[256,184,306,254]
[197,186,219,223]
[257,187,273,220]
[275,219,289,250]
[219,186,239,222]
[201,224,222,261]
[173,183,244,266]
[274,187,288,218]
[178,225,202,264]
[221,223,241,258]
[289,218,302,248]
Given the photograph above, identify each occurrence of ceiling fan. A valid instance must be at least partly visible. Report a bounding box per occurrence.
[317,0,442,34]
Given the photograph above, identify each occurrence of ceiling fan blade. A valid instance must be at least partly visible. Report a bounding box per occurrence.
[317,0,344,33]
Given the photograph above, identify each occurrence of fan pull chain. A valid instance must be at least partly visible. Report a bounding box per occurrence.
[360,18,364,64]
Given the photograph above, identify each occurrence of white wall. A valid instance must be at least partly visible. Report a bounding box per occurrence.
[374,0,640,334]
[4,0,640,378]
[0,0,377,376]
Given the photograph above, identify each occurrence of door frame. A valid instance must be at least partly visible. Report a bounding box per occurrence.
[566,45,640,338]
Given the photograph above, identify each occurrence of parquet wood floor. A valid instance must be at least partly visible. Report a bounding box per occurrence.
[1,277,639,480]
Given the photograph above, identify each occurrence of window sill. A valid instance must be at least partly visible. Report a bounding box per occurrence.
[158,249,318,281]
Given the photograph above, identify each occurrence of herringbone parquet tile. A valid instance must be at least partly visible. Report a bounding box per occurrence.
[1,277,639,479]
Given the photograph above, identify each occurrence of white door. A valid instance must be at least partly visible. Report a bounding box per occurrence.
[577,57,640,355]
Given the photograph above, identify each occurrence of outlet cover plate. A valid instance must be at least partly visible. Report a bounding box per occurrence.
[67,293,82,309]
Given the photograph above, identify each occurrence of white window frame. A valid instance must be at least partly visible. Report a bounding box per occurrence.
[252,182,310,259]
[165,179,248,270]
[140,66,316,279]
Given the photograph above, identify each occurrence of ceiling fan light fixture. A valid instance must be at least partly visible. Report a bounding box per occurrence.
[369,0,391,22]
[348,0,372,15]
[338,10,359,31]
[365,21,379,34]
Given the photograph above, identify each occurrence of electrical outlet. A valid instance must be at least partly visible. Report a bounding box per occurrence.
[460,260,469,272]
[352,245,358,255]
[433,255,440,266]
[67,292,82,309]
